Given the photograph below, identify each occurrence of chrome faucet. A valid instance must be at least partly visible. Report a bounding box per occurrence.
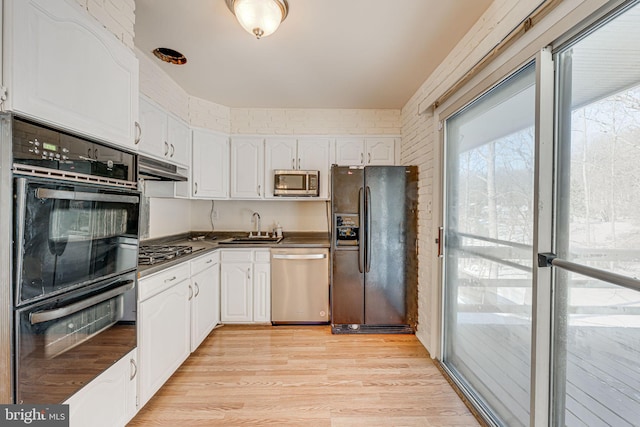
[251,212,261,237]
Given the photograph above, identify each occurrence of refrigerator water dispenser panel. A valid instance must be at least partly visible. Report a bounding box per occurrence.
[335,214,360,246]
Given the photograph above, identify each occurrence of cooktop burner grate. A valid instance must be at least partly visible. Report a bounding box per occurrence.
[138,245,193,265]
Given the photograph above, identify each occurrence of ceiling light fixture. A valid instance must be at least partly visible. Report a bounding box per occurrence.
[225,0,289,39]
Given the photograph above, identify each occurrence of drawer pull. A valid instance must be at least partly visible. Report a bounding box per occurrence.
[164,276,177,283]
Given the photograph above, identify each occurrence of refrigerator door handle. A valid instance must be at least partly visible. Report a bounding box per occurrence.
[365,186,372,273]
[358,187,364,273]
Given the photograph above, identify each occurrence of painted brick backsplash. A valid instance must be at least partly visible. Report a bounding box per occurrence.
[74,0,135,49]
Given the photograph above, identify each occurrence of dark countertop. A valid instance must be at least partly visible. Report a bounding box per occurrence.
[138,231,330,278]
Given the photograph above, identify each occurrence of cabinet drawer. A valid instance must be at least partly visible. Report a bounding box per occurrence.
[191,251,219,275]
[254,250,271,263]
[139,263,190,302]
[221,250,253,263]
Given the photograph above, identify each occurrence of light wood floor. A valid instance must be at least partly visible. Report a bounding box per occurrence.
[128,325,480,426]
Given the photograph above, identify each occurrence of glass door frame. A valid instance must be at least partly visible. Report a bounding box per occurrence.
[437,47,555,427]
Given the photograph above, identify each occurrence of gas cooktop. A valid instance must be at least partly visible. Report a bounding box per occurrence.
[138,245,193,265]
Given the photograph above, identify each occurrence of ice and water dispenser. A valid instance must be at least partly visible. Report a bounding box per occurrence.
[334,214,360,247]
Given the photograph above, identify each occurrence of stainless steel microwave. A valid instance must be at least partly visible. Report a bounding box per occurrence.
[274,169,319,196]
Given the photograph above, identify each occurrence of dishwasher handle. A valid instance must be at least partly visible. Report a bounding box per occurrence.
[272,254,327,260]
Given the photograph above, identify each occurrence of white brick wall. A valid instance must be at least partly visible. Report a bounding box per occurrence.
[190,97,231,134]
[73,0,135,49]
[230,108,401,135]
[400,0,605,355]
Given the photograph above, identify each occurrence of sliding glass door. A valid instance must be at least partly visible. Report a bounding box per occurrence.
[552,3,640,426]
[441,2,640,426]
[443,64,536,427]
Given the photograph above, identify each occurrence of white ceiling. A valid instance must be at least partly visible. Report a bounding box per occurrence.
[134,0,493,109]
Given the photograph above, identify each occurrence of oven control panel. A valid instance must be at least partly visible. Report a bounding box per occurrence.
[11,117,136,183]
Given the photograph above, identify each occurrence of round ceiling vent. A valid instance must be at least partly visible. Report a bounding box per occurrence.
[152,48,187,65]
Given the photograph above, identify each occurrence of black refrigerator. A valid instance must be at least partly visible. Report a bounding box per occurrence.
[330,165,418,333]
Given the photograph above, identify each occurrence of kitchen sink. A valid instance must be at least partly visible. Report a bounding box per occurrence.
[218,235,283,244]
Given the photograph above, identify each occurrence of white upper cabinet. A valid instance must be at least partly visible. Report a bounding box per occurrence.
[264,137,331,199]
[167,116,190,166]
[138,97,168,158]
[297,138,331,199]
[138,96,190,167]
[4,0,139,151]
[335,137,397,166]
[192,129,229,199]
[365,137,397,165]
[230,137,264,199]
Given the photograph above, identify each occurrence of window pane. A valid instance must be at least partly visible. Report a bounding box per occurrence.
[554,3,640,426]
[443,63,535,426]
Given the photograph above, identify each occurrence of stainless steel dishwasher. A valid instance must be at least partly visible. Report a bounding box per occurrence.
[271,248,330,324]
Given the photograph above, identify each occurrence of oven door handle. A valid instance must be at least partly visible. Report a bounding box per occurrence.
[29,280,135,325]
[36,188,139,204]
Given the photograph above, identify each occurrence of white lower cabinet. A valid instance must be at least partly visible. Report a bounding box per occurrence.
[138,264,191,407]
[253,262,271,322]
[65,349,137,427]
[220,249,271,323]
[190,252,221,351]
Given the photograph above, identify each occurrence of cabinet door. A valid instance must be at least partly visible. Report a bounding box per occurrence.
[335,138,365,166]
[8,0,139,151]
[191,264,219,352]
[138,97,168,159]
[65,349,137,427]
[264,138,297,198]
[167,115,190,166]
[365,137,396,165]
[139,279,190,407]
[230,138,264,199]
[298,137,332,199]
[192,129,229,198]
[253,262,271,323]
[220,262,253,322]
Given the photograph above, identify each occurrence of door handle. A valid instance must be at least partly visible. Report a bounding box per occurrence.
[164,141,169,156]
[188,284,193,301]
[358,187,364,274]
[130,358,138,380]
[272,254,327,260]
[194,282,200,297]
[30,281,134,324]
[194,182,198,194]
[170,144,175,157]
[365,186,371,273]
[134,121,141,145]
[35,188,139,204]
[368,153,371,164]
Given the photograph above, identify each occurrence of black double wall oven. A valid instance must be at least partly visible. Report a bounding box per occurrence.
[11,117,140,404]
